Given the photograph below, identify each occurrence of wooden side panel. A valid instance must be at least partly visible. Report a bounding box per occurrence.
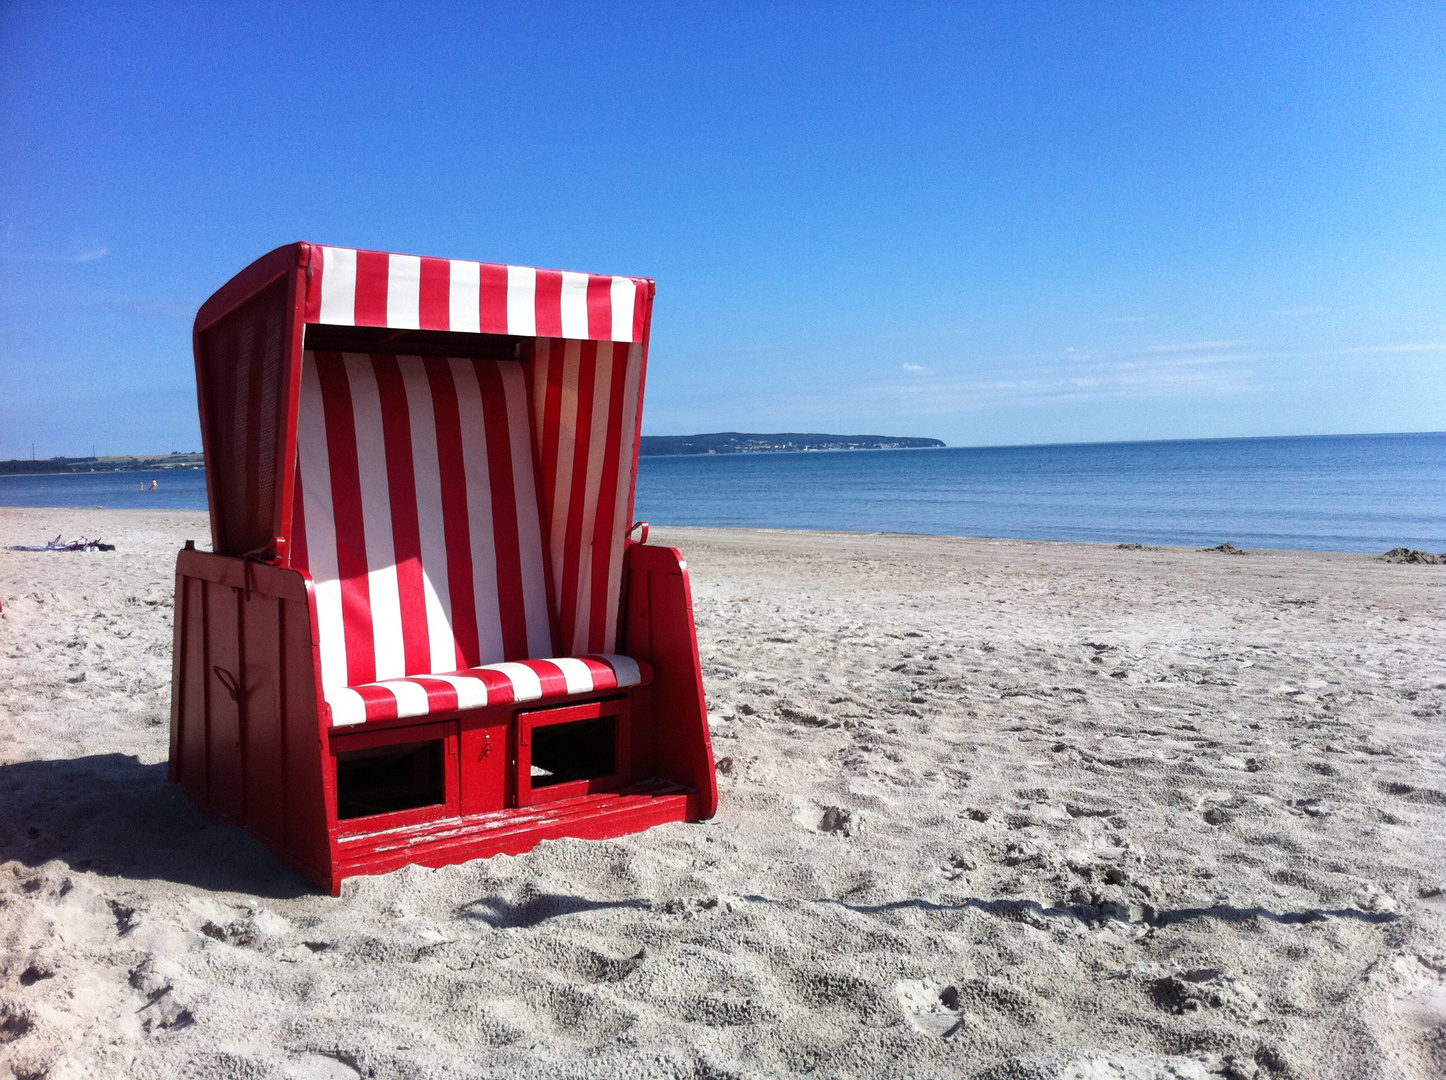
[282,581,330,878]
[624,558,653,657]
[242,592,285,846]
[620,545,717,818]
[170,550,334,889]
[174,573,211,796]
[204,581,245,822]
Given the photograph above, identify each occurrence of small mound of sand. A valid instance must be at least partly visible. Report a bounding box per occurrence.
[1199,542,1248,555]
[1380,547,1446,565]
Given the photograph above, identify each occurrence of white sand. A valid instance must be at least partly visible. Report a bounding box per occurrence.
[1,508,1443,1079]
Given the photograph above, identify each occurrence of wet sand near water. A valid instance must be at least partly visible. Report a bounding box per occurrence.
[1,508,1443,1079]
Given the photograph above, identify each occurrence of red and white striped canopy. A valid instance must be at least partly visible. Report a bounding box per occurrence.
[303,245,648,344]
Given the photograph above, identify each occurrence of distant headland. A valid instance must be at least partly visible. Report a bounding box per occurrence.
[2,435,948,474]
[0,453,204,476]
[639,433,945,456]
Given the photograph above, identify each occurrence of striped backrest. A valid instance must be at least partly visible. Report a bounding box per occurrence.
[304,246,647,344]
[291,351,554,693]
[530,339,644,656]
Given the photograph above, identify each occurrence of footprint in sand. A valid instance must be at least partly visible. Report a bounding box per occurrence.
[895,979,964,1038]
[285,1052,362,1079]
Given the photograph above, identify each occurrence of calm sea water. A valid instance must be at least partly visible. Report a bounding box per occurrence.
[0,469,210,513]
[634,432,1445,553]
[1,434,1441,553]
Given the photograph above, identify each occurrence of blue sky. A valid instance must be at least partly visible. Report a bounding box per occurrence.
[2,1,1443,458]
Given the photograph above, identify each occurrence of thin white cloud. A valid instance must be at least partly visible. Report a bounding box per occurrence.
[0,245,109,263]
[902,362,933,374]
[1343,343,1443,354]
[1140,340,1246,354]
[874,342,1261,413]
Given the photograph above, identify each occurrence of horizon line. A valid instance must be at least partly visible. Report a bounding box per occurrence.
[4,428,1442,464]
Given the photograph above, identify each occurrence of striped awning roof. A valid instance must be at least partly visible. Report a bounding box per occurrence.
[303,245,650,344]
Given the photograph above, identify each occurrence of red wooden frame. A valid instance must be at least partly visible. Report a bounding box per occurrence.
[330,719,460,832]
[171,243,717,894]
[515,698,632,808]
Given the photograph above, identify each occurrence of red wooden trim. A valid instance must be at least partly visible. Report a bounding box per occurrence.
[330,717,455,752]
[168,552,189,781]
[191,316,223,553]
[623,542,686,575]
[272,247,311,565]
[194,243,305,334]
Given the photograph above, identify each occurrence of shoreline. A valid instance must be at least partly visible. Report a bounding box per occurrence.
[0,505,1431,561]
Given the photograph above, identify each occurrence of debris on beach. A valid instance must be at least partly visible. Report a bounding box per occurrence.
[818,805,855,835]
[1200,542,1248,555]
[8,535,115,552]
[1379,547,1446,564]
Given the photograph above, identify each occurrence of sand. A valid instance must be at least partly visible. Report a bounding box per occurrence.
[0,508,1443,1080]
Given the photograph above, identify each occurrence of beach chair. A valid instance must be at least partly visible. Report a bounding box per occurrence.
[170,243,717,894]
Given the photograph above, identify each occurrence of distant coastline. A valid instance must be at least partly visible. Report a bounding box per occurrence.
[639,432,945,456]
[0,436,949,473]
[0,453,203,477]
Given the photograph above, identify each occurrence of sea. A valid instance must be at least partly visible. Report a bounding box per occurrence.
[1,432,1442,554]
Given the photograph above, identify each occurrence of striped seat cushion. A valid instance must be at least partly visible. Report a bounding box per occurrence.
[326,653,650,727]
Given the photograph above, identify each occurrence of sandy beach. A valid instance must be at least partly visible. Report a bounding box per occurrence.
[1,507,1442,1080]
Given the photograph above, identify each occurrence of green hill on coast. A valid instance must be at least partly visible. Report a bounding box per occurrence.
[0,453,204,476]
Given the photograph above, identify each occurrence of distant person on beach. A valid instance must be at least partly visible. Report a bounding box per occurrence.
[150,479,158,491]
